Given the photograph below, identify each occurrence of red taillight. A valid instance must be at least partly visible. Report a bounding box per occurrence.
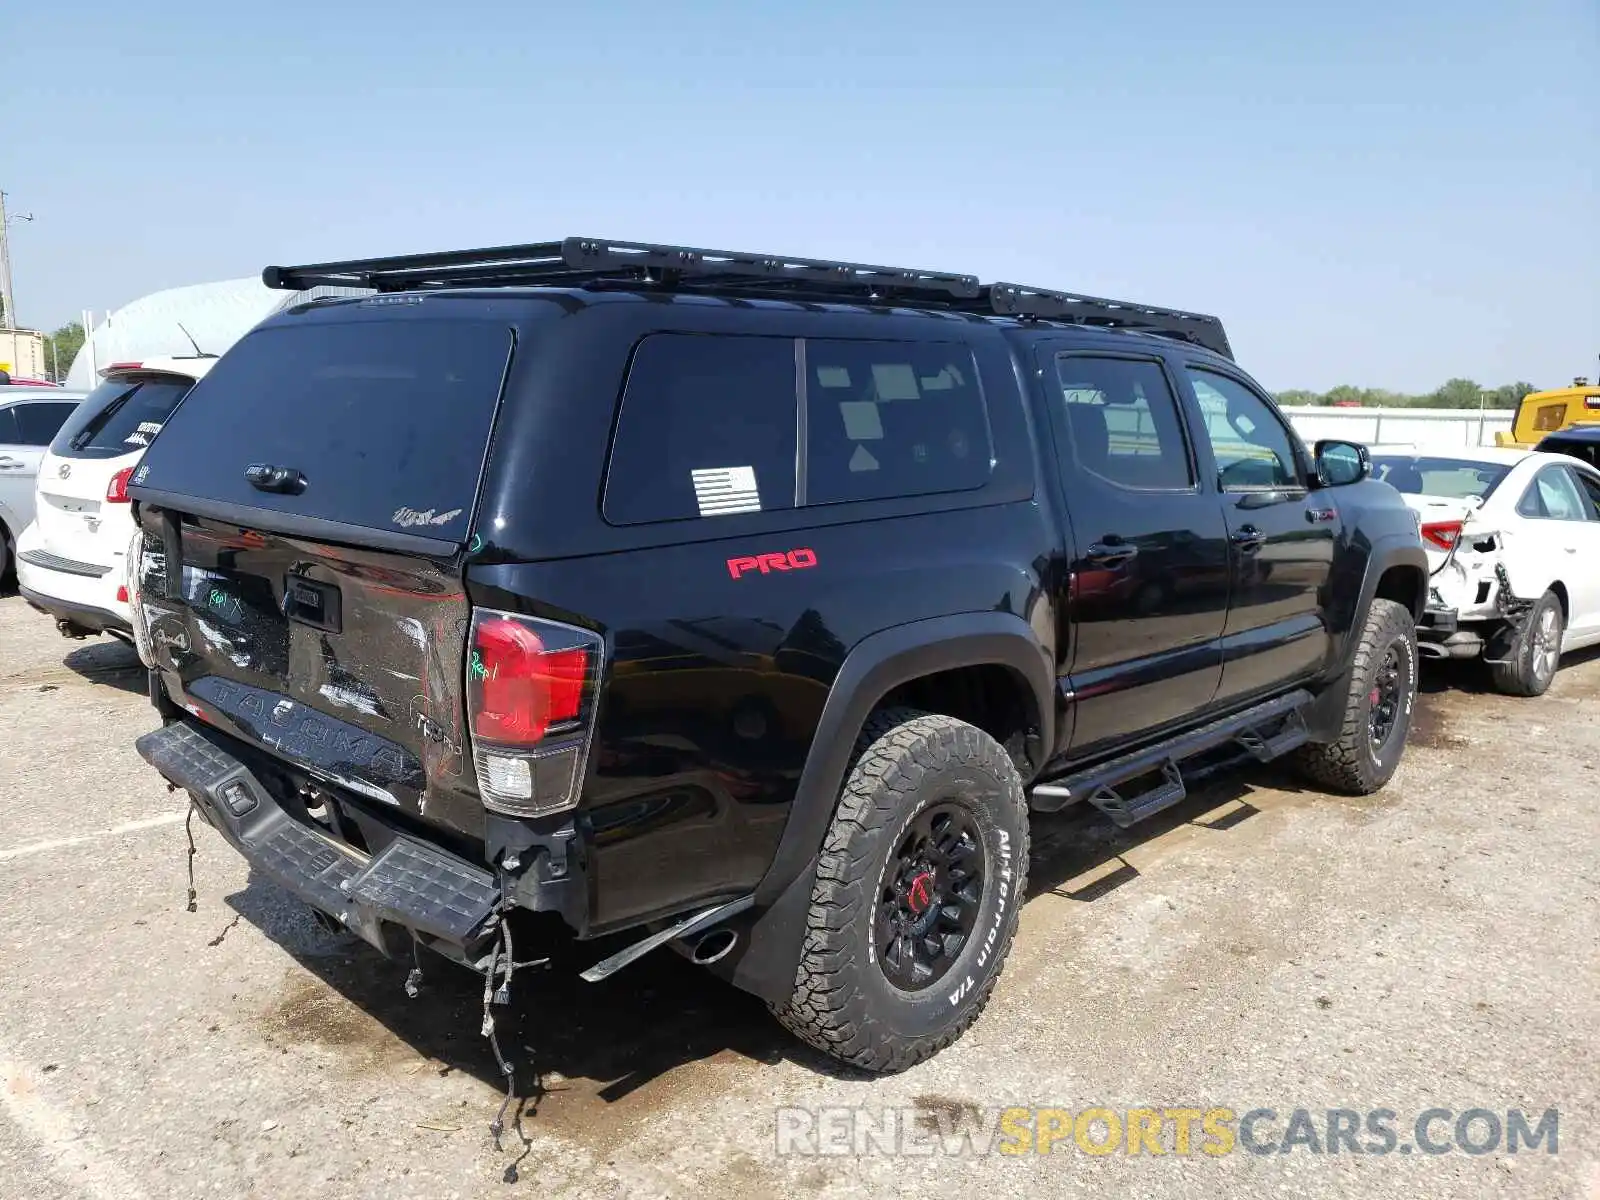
[471,618,590,743]
[466,610,604,818]
[106,467,135,504]
[101,361,143,375]
[1420,520,1462,551]
[116,585,128,603]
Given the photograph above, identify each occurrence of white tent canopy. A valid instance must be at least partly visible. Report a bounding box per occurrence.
[65,278,368,388]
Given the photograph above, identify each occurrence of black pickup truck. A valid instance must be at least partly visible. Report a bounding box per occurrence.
[127,239,1427,1074]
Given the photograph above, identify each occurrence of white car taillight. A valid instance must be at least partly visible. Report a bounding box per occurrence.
[1420,520,1463,552]
[106,467,135,504]
[465,609,604,818]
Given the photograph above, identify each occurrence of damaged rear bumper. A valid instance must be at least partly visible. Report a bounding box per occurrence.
[1418,561,1538,662]
[136,721,501,962]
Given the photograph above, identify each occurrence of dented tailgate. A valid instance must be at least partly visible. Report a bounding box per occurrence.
[137,523,483,837]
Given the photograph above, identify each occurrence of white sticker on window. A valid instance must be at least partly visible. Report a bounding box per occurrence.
[871,363,921,401]
[838,401,884,441]
[691,466,762,516]
[124,420,165,448]
[816,366,852,389]
[848,444,879,473]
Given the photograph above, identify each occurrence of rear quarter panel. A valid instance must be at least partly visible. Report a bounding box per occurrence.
[468,504,1051,932]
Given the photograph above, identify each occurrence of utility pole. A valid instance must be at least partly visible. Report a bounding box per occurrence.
[0,190,33,330]
[0,189,11,328]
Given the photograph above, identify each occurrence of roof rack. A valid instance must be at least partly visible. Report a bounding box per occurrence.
[263,237,981,302]
[986,282,1232,359]
[262,237,1232,359]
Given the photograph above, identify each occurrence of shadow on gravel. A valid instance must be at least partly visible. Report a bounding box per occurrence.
[215,766,1316,1120]
[1025,760,1314,903]
[1418,643,1600,697]
[222,869,854,1134]
[62,638,146,693]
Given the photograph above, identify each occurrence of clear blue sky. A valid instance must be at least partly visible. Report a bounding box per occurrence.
[6,0,1596,392]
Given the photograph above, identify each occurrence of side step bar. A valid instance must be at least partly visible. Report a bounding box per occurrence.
[1030,689,1312,827]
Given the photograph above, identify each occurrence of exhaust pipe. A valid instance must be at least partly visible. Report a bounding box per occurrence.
[1416,642,1448,659]
[580,895,754,983]
[679,926,740,966]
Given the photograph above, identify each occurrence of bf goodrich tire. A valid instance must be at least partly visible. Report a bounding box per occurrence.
[1489,590,1563,698]
[1292,598,1418,795]
[771,709,1029,1073]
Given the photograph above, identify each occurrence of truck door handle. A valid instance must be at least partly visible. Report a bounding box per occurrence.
[1231,526,1266,552]
[1084,542,1138,567]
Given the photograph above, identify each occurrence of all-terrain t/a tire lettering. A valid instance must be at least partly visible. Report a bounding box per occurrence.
[1292,598,1418,794]
[772,708,1029,1072]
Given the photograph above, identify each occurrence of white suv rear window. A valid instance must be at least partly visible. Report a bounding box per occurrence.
[51,375,194,460]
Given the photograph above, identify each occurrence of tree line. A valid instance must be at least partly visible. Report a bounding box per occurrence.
[41,321,86,381]
[1275,379,1539,410]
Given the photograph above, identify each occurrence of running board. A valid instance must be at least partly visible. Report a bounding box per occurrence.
[579,895,755,983]
[1030,690,1312,825]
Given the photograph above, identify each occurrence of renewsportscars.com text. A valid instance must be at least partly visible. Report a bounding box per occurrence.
[775,1105,1560,1159]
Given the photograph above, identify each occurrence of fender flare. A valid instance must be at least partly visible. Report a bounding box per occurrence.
[1357,534,1429,623]
[1305,534,1429,742]
[718,611,1053,1002]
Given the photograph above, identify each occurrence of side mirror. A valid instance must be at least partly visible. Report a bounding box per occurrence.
[1314,439,1370,487]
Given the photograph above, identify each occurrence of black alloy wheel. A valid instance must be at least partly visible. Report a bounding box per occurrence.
[875,802,985,991]
[1368,644,1404,750]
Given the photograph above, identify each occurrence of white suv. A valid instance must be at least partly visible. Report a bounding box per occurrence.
[17,357,213,640]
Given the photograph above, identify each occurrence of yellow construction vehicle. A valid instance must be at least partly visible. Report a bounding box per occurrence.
[1496,375,1600,447]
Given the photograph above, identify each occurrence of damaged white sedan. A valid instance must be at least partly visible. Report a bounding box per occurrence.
[1369,445,1600,695]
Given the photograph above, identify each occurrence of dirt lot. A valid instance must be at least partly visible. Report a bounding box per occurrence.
[1,592,1596,1199]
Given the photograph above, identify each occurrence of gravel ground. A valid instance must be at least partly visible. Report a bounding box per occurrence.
[1,592,1596,1199]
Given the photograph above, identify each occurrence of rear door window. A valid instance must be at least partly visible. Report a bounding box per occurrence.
[805,340,991,505]
[1518,465,1590,521]
[15,402,79,446]
[1053,355,1192,490]
[604,334,797,525]
[0,406,20,444]
[131,319,514,541]
[51,376,192,459]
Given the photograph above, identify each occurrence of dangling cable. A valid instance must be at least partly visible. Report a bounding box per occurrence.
[494,914,515,1005]
[405,935,424,999]
[184,805,198,913]
[479,918,517,1148]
